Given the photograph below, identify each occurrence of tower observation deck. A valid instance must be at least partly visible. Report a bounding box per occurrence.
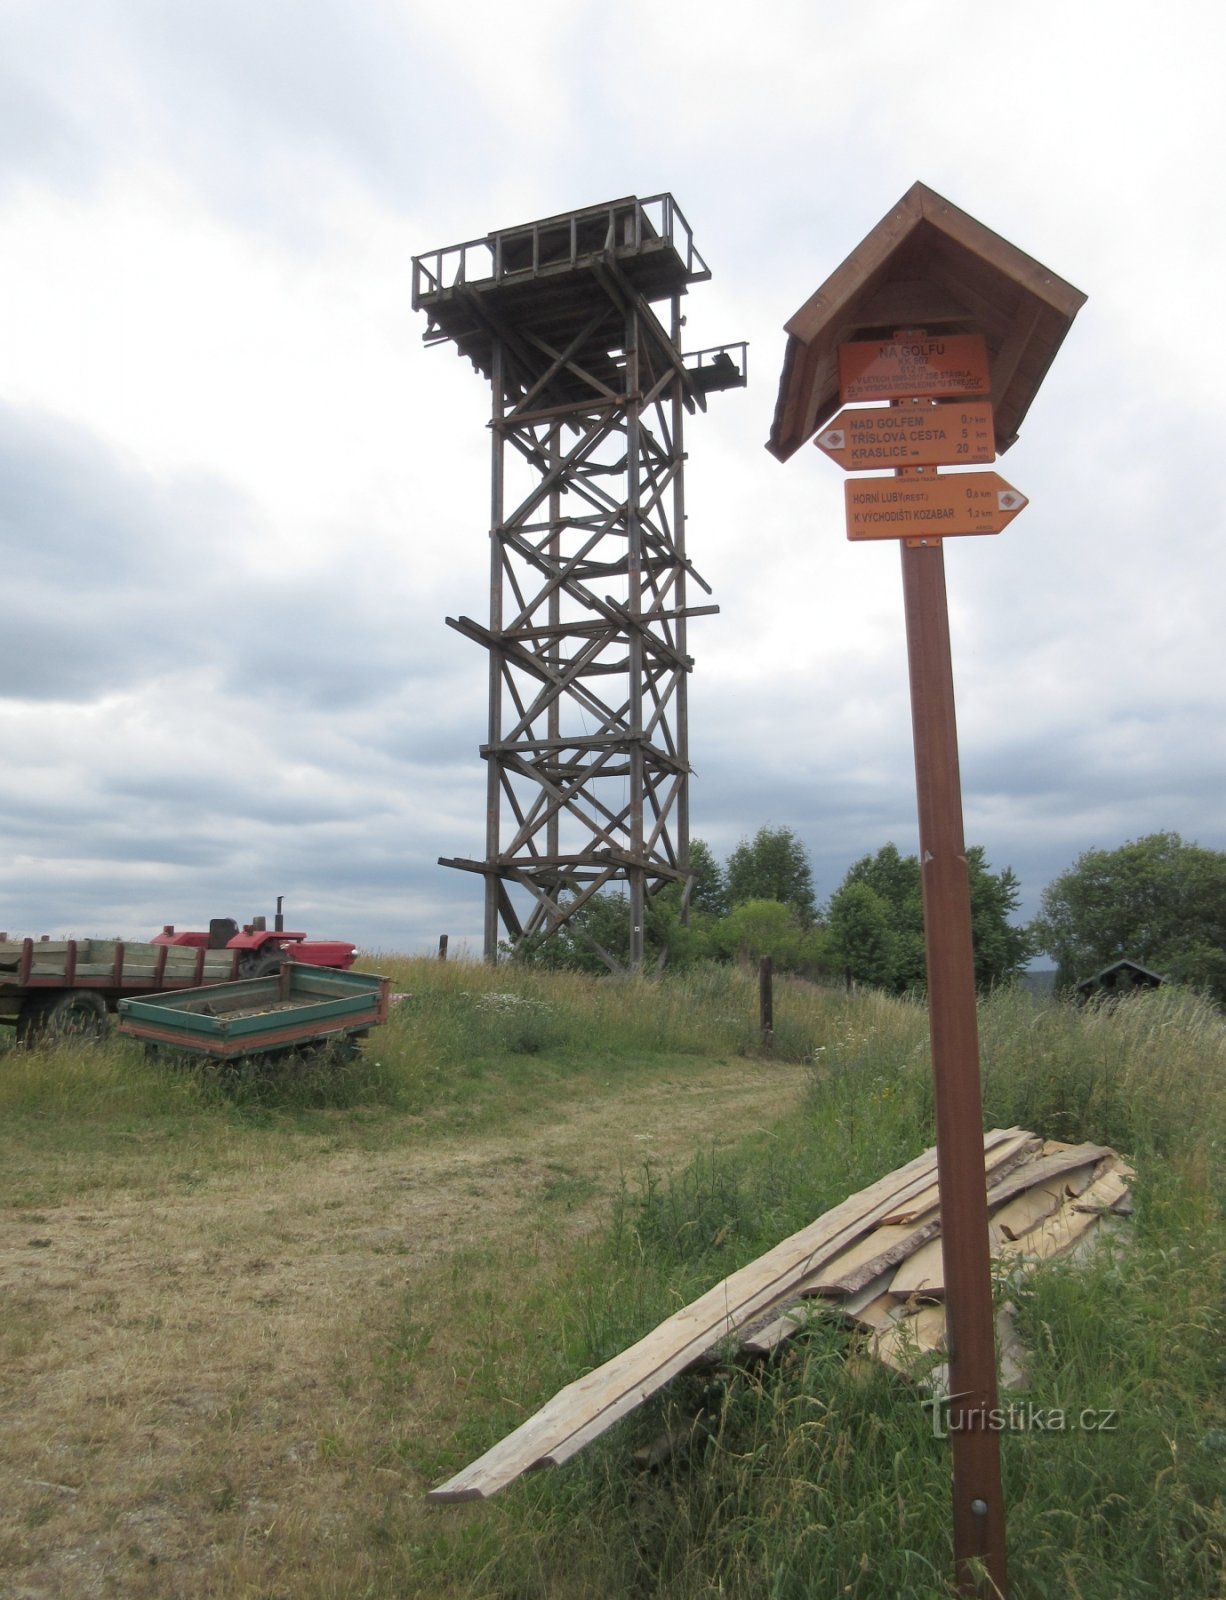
[413,195,745,969]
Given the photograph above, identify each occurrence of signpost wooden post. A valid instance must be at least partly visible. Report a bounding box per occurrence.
[860,387,1010,1594]
[768,181,1087,1600]
[899,523,1008,1593]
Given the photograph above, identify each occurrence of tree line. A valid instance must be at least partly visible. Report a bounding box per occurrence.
[516,827,1226,1005]
[517,825,1027,992]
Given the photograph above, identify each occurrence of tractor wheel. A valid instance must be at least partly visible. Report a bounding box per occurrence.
[239,950,285,980]
[20,990,110,1044]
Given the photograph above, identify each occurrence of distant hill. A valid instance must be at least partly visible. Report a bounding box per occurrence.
[1020,968,1058,999]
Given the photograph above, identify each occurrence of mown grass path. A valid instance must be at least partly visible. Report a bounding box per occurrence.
[0,1054,810,1599]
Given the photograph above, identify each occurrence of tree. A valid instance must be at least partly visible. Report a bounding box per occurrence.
[840,842,927,990]
[826,882,902,990]
[512,884,711,974]
[828,842,1029,994]
[645,881,711,971]
[707,898,829,974]
[687,837,729,918]
[510,891,633,974]
[725,826,817,925]
[1033,832,1226,1000]
[965,846,1030,992]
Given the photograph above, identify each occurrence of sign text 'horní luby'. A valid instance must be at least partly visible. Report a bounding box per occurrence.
[844,472,1027,540]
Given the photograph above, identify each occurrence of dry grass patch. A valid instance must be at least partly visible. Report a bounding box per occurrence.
[0,1047,808,1599]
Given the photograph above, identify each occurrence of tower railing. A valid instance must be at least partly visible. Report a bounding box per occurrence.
[412,194,709,309]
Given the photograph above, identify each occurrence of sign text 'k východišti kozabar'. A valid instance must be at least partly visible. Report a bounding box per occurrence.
[844,472,1027,540]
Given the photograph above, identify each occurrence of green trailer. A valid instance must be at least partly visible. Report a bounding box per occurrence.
[117,963,390,1063]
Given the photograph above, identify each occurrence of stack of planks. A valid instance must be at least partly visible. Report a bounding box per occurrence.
[428,1127,1132,1504]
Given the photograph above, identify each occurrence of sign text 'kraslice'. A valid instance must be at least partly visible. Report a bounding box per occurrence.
[816,401,995,470]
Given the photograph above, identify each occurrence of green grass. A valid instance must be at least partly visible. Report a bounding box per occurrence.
[2,964,1223,1596]
[0,958,780,1207]
[371,978,1224,1600]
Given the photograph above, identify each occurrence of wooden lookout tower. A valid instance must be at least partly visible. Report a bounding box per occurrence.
[413,195,745,967]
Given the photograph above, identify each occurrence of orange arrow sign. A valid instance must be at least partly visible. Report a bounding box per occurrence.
[844,472,1027,541]
[816,402,995,470]
[838,334,990,403]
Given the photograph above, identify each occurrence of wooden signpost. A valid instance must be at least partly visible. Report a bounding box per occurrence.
[770,182,1087,1600]
[822,358,1017,1593]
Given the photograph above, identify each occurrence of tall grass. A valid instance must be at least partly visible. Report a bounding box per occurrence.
[373,955,777,1068]
[3,962,1223,1595]
[404,980,1225,1599]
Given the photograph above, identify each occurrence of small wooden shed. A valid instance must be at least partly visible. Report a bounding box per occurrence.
[1075,959,1166,1001]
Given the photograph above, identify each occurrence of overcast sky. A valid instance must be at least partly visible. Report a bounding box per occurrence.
[1,1,1222,958]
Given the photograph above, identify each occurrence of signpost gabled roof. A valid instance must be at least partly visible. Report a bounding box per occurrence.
[768,182,1087,461]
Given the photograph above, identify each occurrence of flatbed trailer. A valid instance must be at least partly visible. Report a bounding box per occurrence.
[0,937,245,1040]
[116,966,390,1063]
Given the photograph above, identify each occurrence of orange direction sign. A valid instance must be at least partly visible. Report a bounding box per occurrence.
[838,334,990,403]
[816,402,995,471]
[844,472,1027,541]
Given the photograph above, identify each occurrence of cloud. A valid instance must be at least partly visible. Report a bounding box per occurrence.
[0,0,1224,959]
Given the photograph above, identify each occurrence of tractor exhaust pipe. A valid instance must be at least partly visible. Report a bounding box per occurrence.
[275,895,284,934]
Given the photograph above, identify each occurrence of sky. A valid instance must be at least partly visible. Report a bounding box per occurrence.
[1,0,1223,960]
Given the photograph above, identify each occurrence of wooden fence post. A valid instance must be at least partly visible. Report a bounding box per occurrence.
[759,955,774,1051]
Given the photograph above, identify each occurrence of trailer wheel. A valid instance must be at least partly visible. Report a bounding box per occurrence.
[19,990,110,1043]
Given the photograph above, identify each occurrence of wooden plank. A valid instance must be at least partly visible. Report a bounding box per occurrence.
[19,958,231,981]
[887,1234,947,1298]
[743,1261,905,1355]
[871,1300,1027,1392]
[983,1142,1114,1210]
[1069,1163,1133,1211]
[893,1158,1134,1293]
[988,1179,1073,1244]
[994,1202,1099,1265]
[430,1146,943,1499]
[879,1130,1041,1223]
[0,940,223,968]
[751,1161,1134,1387]
[839,1267,898,1320]
[1065,1213,1129,1266]
[845,1291,900,1334]
[1073,1169,1130,1213]
[472,1151,958,1488]
[427,1129,1028,1502]
[739,1262,916,1356]
[872,1305,947,1375]
[804,1220,940,1296]
[739,1307,811,1357]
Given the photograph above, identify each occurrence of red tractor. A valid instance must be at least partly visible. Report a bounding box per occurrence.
[152,897,357,979]
[2,898,358,1042]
